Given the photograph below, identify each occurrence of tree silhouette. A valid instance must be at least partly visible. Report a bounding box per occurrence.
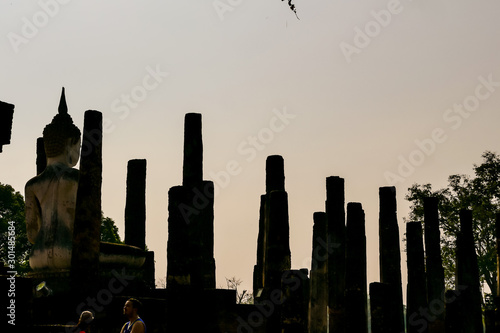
[405,151,500,295]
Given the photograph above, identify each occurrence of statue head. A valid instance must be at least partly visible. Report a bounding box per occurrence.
[43,88,81,165]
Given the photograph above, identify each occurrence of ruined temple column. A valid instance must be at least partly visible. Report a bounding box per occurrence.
[263,189,291,293]
[423,197,445,333]
[309,212,328,333]
[0,100,14,153]
[378,186,404,332]
[345,202,367,333]
[71,110,103,292]
[326,176,346,333]
[456,209,483,333]
[281,269,310,333]
[253,194,267,298]
[125,159,147,250]
[167,113,215,290]
[266,155,285,193]
[406,222,428,333]
[370,282,396,333]
[183,112,203,188]
[36,137,46,175]
[250,155,290,332]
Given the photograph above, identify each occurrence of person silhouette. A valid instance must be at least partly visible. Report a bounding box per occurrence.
[120,298,146,333]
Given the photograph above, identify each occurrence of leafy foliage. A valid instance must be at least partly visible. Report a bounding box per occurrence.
[101,214,122,244]
[226,276,253,304]
[0,182,31,275]
[404,151,500,294]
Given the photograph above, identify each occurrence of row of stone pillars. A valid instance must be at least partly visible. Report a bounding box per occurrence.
[250,154,489,333]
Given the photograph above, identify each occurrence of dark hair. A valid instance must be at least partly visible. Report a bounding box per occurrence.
[77,311,94,332]
[127,298,143,313]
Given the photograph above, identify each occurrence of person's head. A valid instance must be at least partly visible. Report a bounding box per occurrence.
[77,310,94,331]
[123,298,143,318]
[43,88,81,165]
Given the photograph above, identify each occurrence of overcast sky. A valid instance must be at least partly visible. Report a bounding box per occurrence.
[1,0,500,299]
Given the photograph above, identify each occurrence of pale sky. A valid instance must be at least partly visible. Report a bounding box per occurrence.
[1,0,500,300]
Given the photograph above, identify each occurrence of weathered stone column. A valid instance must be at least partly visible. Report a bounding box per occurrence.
[0,100,14,153]
[125,159,147,250]
[255,155,290,300]
[36,137,46,175]
[378,186,404,332]
[309,212,328,333]
[406,222,428,333]
[423,197,445,333]
[326,176,346,333]
[281,269,310,333]
[444,289,460,333]
[370,282,397,333]
[71,110,103,293]
[266,155,285,193]
[167,113,215,290]
[183,112,203,189]
[345,202,368,333]
[167,185,190,288]
[456,209,483,333]
[264,190,291,293]
[250,155,290,332]
[253,194,267,299]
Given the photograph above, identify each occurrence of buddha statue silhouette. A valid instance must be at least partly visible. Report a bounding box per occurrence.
[25,88,81,270]
[25,88,146,272]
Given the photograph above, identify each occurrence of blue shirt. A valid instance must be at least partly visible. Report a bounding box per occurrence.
[124,318,146,333]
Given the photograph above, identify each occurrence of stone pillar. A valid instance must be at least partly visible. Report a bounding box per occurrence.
[455,209,483,333]
[406,222,428,333]
[370,282,397,333]
[36,137,46,175]
[345,202,367,333]
[125,159,147,250]
[182,113,202,189]
[378,186,404,332]
[251,155,290,332]
[326,176,346,333]
[266,155,285,193]
[281,269,309,333]
[167,113,215,290]
[253,194,267,299]
[167,185,191,288]
[263,190,291,293]
[0,100,14,153]
[444,289,460,333]
[71,110,103,293]
[423,197,445,333]
[308,212,328,333]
